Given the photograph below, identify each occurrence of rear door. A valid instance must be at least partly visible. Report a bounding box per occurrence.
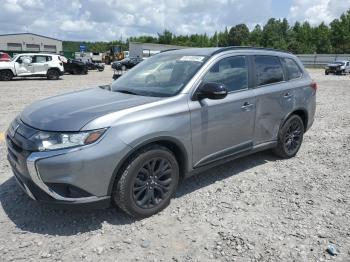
[189,55,256,167]
[253,55,295,145]
[32,55,50,74]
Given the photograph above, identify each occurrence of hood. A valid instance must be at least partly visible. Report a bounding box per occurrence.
[0,61,14,67]
[327,63,343,67]
[20,87,163,132]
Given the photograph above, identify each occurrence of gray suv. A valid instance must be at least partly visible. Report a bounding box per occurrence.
[6,47,316,218]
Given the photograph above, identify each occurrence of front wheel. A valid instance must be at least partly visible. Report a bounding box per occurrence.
[113,145,179,218]
[0,70,14,81]
[273,115,304,158]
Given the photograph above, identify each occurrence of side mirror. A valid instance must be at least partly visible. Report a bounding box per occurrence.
[195,82,228,100]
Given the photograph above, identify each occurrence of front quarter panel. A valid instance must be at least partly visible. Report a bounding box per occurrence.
[82,94,193,171]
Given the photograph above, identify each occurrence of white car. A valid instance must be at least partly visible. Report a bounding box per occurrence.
[325,60,350,75]
[0,53,64,81]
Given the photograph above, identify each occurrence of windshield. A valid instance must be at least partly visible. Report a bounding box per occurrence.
[334,61,345,65]
[11,55,19,62]
[111,53,207,97]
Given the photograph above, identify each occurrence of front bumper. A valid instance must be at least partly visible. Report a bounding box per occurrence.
[5,120,131,208]
[11,161,111,208]
[8,152,111,208]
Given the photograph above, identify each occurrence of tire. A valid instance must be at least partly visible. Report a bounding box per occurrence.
[0,70,14,81]
[47,69,60,80]
[325,70,329,75]
[98,68,104,72]
[113,145,179,218]
[273,115,304,159]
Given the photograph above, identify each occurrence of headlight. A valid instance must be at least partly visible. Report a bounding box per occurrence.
[30,129,106,151]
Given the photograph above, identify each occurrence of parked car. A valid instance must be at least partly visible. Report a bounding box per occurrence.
[111,57,143,70]
[325,61,350,75]
[0,53,64,80]
[85,60,105,72]
[0,52,11,62]
[6,47,316,218]
[63,59,88,75]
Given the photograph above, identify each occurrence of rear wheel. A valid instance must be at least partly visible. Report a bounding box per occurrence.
[0,70,14,81]
[113,145,179,218]
[273,115,304,158]
[47,69,60,80]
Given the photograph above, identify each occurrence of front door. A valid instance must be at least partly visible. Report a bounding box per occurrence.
[189,55,256,167]
[15,55,34,76]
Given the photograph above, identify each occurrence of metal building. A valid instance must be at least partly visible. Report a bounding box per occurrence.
[129,42,188,58]
[0,33,62,55]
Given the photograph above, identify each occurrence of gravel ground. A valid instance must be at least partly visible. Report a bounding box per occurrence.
[0,68,349,262]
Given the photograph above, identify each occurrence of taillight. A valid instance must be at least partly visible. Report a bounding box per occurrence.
[310,81,317,91]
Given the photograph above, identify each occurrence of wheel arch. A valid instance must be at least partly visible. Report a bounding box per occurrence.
[107,136,189,195]
[47,67,61,73]
[281,108,308,132]
[0,68,15,75]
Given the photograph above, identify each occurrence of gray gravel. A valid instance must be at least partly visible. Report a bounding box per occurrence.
[0,68,349,261]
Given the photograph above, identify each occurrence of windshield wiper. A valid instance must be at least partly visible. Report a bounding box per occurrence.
[116,89,139,95]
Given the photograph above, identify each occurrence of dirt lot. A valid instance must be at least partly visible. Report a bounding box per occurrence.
[0,68,349,262]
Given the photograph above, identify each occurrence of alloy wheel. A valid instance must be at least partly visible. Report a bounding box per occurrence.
[132,157,174,209]
[284,119,303,154]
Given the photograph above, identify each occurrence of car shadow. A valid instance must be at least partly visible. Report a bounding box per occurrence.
[0,151,277,236]
[9,78,63,81]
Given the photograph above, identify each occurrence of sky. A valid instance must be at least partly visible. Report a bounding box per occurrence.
[0,0,349,41]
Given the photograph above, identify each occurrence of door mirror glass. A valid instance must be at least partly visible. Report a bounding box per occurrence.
[196,82,228,100]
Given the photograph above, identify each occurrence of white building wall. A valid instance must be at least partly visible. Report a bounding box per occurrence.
[0,33,62,53]
[129,42,188,58]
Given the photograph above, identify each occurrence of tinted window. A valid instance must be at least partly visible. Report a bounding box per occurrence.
[284,58,302,80]
[203,56,248,92]
[255,56,284,86]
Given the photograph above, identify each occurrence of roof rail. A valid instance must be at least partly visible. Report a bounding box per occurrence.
[159,48,179,53]
[211,46,292,56]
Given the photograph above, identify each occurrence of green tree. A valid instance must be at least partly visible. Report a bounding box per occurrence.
[228,24,250,46]
[249,25,263,47]
[158,30,173,44]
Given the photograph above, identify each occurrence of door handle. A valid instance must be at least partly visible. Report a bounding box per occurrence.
[241,102,254,111]
[283,92,293,99]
